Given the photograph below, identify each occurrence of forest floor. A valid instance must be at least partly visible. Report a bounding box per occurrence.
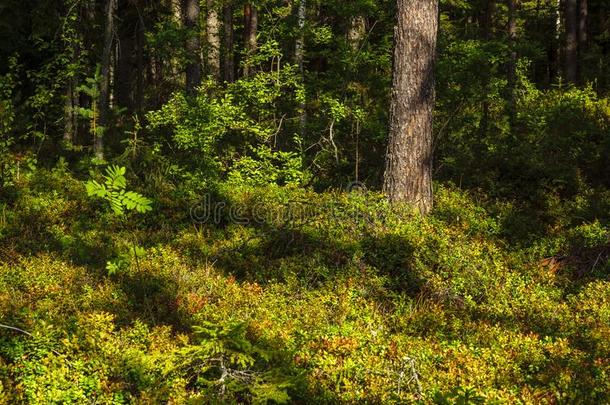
[0,166,609,403]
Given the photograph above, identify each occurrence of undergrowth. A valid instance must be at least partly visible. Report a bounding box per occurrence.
[0,165,608,403]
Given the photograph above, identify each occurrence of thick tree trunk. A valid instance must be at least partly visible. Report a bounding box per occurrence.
[206,0,221,80]
[565,0,578,83]
[183,0,202,95]
[222,2,235,83]
[383,0,438,215]
[98,0,117,161]
[579,0,588,48]
[243,3,258,77]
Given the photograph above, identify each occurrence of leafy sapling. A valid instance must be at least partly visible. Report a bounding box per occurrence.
[86,165,152,274]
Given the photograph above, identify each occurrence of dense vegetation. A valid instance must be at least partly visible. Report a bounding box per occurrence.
[0,0,609,403]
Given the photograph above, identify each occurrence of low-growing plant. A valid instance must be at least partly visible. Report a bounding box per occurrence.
[85,165,152,274]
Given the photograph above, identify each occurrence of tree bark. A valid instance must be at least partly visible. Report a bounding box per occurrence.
[136,19,144,112]
[243,3,258,77]
[347,15,366,51]
[554,0,562,80]
[579,0,588,81]
[295,0,306,70]
[383,0,438,215]
[63,11,80,146]
[480,0,494,137]
[63,77,78,145]
[183,0,202,95]
[565,0,578,83]
[508,0,517,122]
[206,0,221,80]
[222,2,235,83]
[116,33,135,110]
[295,0,307,136]
[98,0,117,161]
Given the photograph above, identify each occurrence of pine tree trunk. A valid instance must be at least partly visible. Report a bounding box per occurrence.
[206,0,221,80]
[480,0,494,137]
[136,20,144,112]
[554,0,562,80]
[295,0,307,136]
[243,3,257,77]
[565,0,578,83]
[222,2,235,83]
[98,0,116,161]
[183,0,202,95]
[116,33,135,110]
[508,0,517,123]
[383,0,438,215]
[579,0,588,81]
[63,78,78,145]
[63,20,80,146]
[295,0,306,70]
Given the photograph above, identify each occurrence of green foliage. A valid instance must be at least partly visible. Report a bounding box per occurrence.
[2,169,610,402]
[86,165,152,216]
[2,0,610,403]
[181,320,292,403]
[77,66,104,150]
[147,49,309,186]
[85,165,152,275]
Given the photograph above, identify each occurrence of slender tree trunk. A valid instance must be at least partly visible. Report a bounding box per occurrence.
[383,0,438,215]
[243,3,258,77]
[480,0,494,137]
[579,0,588,81]
[554,0,562,80]
[508,0,518,123]
[63,77,78,144]
[295,0,307,136]
[222,2,235,83]
[295,0,306,70]
[183,0,202,95]
[206,0,221,80]
[136,20,144,112]
[347,15,366,51]
[98,0,117,161]
[222,1,235,83]
[116,33,135,110]
[565,0,578,83]
[64,19,80,146]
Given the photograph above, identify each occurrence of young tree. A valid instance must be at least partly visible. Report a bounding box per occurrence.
[383,0,439,214]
